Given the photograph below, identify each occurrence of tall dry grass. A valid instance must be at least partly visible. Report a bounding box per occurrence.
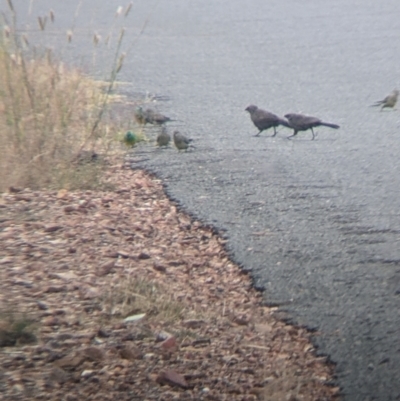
[0,1,131,192]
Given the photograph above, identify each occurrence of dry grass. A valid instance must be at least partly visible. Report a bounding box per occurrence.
[0,41,115,192]
[0,1,133,192]
[101,276,187,324]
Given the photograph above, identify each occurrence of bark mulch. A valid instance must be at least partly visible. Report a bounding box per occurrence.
[0,163,340,401]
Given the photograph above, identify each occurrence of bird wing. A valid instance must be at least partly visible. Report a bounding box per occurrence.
[254,110,278,125]
[288,114,320,129]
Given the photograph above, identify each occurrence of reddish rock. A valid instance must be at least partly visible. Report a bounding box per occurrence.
[160,336,177,351]
[156,369,189,389]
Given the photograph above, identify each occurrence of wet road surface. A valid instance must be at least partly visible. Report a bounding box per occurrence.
[16,0,400,399]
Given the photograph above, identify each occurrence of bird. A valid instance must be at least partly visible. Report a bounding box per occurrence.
[134,106,173,125]
[370,89,399,111]
[157,126,171,147]
[134,106,147,125]
[143,108,173,125]
[284,113,340,140]
[245,104,290,137]
[123,131,138,147]
[173,131,193,151]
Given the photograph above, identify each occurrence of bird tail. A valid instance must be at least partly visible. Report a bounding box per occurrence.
[320,122,340,129]
[370,101,383,107]
[278,119,291,128]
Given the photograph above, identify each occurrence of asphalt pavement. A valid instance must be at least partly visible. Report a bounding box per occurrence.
[15,0,400,399]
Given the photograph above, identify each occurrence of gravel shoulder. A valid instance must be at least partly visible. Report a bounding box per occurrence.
[0,162,339,400]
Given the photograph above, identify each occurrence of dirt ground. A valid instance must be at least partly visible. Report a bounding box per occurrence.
[0,161,340,401]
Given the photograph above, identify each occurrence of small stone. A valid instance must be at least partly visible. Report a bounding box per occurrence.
[49,367,69,384]
[233,315,250,326]
[155,330,173,342]
[96,261,115,276]
[153,262,167,272]
[42,316,60,326]
[36,301,49,310]
[183,319,205,329]
[14,195,32,202]
[81,370,95,378]
[56,354,85,369]
[160,336,177,351]
[11,384,24,393]
[57,189,68,198]
[156,369,189,389]
[138,252,150,260]
[97,328,111,338]
[117,251,130,259]
[45,286,66,293]
[83,347,104,361]
[79,287,99,300]
[105,251,119,258]
[44,225,63,233]
[9,186,23,193]
[119,346,142,361]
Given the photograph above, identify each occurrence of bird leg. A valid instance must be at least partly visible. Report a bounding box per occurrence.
[311,128,315,140]
[254,130,262,137]
[287,130,298,139]
[272,127,278,137]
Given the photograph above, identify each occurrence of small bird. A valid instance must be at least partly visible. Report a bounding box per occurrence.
[134,106,147,125]
[157,126,171,147]
[284,113,340,140]
[370,89,399,111]
[173,131,193,151]
[144,108,173,125]
[123,131,138,147]
[134,106,173,125]
[245,104,290,137]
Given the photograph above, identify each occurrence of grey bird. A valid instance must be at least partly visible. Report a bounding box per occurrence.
[144,108,173,125]
[173,131,193,151]
[156,126,171,147]
[134,106,173,125]
[245,104,290,137]
[285,113,340,140]
[370,89,399,111]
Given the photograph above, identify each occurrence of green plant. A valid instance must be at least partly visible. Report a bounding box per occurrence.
[0,311,36,347]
